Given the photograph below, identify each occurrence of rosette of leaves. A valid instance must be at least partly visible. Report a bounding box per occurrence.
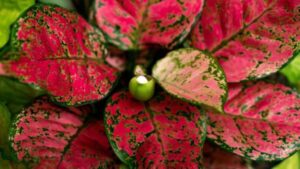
[0,0,299,168]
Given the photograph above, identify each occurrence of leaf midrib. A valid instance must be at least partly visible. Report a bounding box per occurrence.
[144,102,167,164]
[56,115,89,168]
[155,76,223,112]
[211,1,277,53]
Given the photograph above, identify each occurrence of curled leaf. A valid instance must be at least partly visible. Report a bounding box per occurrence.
[190,0,300,82]
[105,91,206,168]
[208,82,300,160]
[9,98,118,169]
[1,5,119,105]
[94,0,204,50]
[152,48,227,113]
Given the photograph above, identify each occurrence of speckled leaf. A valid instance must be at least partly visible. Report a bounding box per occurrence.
[190,0,300,82]
[208,82,300,160]
[105,91,206,168]
[152,48,227,113]
[9,98,119,169]
[0,5,119,106]
[94,0,204,50]
[203,142,247,169]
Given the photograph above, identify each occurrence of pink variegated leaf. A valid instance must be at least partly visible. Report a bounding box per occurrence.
[208,82,300,160]
[190,0,300,82]
[94,0,204,50]
[152,48,227,113]
[9,98,119,169]
[203,142,247,169]
[105,90,206,168]
[0,5,119,106]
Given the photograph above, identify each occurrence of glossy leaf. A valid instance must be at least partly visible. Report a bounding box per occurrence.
[190,0,300,82]
[0,0,34,48]
[152,48,227,113]
[105,91,206,168]
[203,142,247,169]
[208,82,300,160]
[94,0,204,50]
[0,5,119,106]
[9,98,119,169]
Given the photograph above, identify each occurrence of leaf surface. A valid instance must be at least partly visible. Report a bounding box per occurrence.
[0,155,27,169]
[281,54,300,91]
[105,91,206,168]
[273,151,300,169]
[9,98,118,169]
[0,76,45,114]
[0,104,11,157]
[208,82,300,160]
[94,0,204,50]
[152,48,227,113]
[190,0,300,82]
[1,5,119,105]
[0,0,34,48]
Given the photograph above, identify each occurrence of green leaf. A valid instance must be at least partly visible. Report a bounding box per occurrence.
[0,0,35,48]
[280,54,300,91]
[0,76,45,115]
[38,0,75,10]
[0,155,28,169]
[0,103,11,157]
[273,152,300,169]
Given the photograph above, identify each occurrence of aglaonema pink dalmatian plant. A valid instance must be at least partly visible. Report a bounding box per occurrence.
[0,0,299,168]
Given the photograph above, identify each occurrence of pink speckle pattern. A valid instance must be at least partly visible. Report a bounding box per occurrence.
[105,91,206,168]
[152,48,227,113]
[191,0,300,82]
[10,98,118,169]
[11,98,88,168]
[95,0,204,49]
[207,82,300,160]
[59,120,118,169]
[2,5,119,105]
